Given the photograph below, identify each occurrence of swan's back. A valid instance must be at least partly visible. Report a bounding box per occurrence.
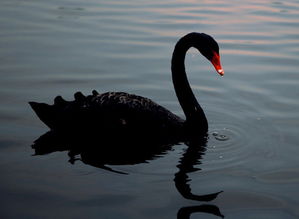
[29,91,184,139]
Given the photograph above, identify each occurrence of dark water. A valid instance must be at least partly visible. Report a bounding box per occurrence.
[1,0,299,218]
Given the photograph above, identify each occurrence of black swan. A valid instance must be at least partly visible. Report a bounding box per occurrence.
[29,32,224,139]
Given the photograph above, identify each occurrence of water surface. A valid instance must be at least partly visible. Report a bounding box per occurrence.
[1,0,299,218]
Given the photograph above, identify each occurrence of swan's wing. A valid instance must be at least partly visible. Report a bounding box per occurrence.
[29,91,184,132]
[90,91,184,127]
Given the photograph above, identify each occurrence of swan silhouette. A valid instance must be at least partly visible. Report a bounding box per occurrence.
[29,32,224,139]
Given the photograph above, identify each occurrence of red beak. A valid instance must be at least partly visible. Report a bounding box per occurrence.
[211,51,224,76]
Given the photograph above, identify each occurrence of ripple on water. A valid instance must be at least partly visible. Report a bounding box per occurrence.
[255,168,299,184]
[201,101,283,171]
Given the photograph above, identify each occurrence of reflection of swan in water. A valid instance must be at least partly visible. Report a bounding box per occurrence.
[178,204,224,218]
[175,138,224,218]
[32,131,223,218]
[29,32,224,141]
[175,138,223,202]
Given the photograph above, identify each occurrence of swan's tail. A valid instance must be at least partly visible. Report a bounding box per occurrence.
[29,101,58,129]
[29,92,96,131]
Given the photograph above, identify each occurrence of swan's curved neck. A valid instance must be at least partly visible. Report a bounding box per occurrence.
[171,35,208,132]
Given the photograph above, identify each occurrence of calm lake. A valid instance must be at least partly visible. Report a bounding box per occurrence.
[1,0,299,218]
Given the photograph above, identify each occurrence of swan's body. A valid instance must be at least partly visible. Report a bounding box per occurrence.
[29,32,223,139]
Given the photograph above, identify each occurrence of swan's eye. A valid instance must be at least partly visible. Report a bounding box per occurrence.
[211,51,224,76]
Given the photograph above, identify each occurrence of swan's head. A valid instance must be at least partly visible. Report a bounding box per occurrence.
[193,33,224,76]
